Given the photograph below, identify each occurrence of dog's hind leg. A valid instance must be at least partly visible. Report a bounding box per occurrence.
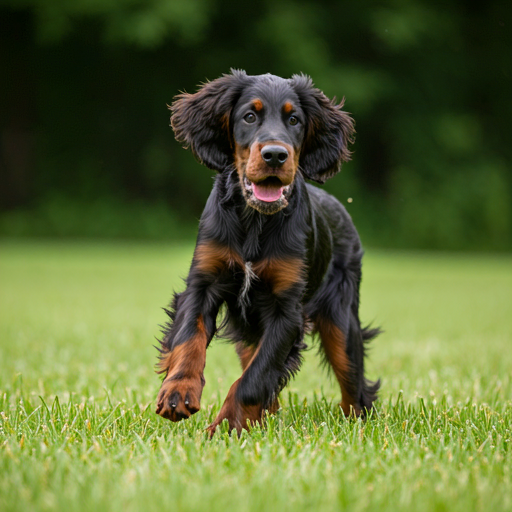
[235,342,257,371]
[317,318,380,416]
[208,339,294,437]
[311,256,380,417]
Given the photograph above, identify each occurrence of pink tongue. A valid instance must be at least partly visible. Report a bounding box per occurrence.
[252,183,284,202]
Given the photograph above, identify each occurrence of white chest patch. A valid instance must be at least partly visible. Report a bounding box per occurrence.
[238,261,258,312]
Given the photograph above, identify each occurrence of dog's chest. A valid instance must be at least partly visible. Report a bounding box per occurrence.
[237,261,257,311]
[194,239,305,309]
[232,256,305,307]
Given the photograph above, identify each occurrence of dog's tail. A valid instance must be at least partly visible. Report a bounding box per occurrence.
[362,325,382,344]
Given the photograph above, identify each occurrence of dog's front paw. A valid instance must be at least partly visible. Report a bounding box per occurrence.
[156,375,204,422]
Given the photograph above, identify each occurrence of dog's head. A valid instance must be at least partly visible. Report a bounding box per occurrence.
[171,70,355,214]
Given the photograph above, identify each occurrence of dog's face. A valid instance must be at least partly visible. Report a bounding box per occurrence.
[170,71,355,215]
[232,77,306,214]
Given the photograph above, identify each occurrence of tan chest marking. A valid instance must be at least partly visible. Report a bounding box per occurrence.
[194,241,244,274]
[253,257,305,295]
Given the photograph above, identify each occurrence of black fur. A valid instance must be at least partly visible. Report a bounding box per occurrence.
[156,70,380,429]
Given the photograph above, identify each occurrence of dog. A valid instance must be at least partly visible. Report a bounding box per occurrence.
[155,70,380,435]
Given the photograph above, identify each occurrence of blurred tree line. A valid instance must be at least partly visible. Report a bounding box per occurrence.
[0,0,511,249]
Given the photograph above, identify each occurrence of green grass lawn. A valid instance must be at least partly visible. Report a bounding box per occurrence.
[1,240,511,512]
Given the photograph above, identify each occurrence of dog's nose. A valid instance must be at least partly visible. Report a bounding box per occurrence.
[261,145,288,167]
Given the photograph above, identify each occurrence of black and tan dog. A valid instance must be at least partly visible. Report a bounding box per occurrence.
[155,70,380,435]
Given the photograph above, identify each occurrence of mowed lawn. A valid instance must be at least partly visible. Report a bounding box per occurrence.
[1,240,511,512]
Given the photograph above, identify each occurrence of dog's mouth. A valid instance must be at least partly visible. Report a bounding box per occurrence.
[241,175,292,215]
[244,176,291,203]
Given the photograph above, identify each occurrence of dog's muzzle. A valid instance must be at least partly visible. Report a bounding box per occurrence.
[239,142,296,215]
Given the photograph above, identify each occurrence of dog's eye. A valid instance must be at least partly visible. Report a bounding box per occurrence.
[244,113,257,124]
[289,116,299,126]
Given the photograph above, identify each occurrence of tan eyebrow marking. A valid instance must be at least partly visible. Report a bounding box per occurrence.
[252,99,263,111]
[283,102,294,114]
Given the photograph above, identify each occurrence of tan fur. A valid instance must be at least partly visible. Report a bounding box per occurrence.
[283,101,294,114]
[209,342,279,436]
[235,343,258,370]
[206,378,264,436]
[244,140,297,186]
[252,98,263,111]
[156,316,208,422]
[194,240,244,275]
[253,257,305,294]
[317,320,361,416]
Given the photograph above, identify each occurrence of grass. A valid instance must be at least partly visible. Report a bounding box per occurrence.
[1,240,511,512]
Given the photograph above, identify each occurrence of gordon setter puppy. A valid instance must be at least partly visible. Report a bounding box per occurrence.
[155,70,380,435]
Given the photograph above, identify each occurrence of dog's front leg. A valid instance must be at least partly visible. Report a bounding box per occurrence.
[155,241,237,422]
[155,296,217,422]
[208,294,305,436]
[155,329,206,421]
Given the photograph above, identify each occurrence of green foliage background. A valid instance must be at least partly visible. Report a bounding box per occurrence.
[1,0,511,249]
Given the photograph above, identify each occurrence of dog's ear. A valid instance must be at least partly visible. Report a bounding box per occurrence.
[170,70,250,171]
[290,74,355,184]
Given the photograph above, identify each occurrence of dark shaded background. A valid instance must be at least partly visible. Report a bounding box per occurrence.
[1,0,511,249]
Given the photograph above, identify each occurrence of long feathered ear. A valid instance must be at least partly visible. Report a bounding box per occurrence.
[170,70,250,171]
[290,74,355,184]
